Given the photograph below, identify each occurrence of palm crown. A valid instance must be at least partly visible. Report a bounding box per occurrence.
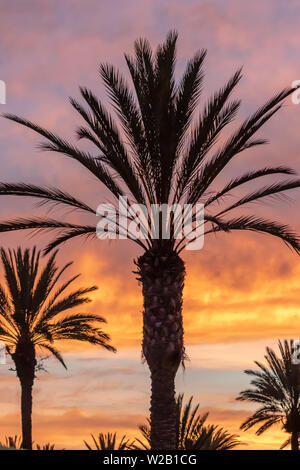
[237,340,300,450]
[0,246,115,367]
[0,31,299,253]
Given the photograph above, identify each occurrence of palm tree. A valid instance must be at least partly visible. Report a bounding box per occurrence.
[0,247,115,450]
[237,340,300,450]
[1,435,57,450]
[135,393,240,450]
[84,432,134,450]
[1,435,22,449]
[35,442,56,450]
[0,32,299,448]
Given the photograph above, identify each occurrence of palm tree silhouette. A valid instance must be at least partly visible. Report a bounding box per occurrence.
[135,393,240,450]
[1,435,22,449]
[1,435,58,450]
[84,432,134,450]
[0,32,300,448]
[0,247,115,450]
[237,340,300,450]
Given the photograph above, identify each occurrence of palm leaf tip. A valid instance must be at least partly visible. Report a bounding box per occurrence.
[206,215,300,255]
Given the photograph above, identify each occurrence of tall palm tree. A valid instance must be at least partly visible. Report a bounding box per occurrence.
[0,247,115,450]
[136,393,240,450]
[0,32,300,448]
[237,340,300,450]
[84,432,134,450]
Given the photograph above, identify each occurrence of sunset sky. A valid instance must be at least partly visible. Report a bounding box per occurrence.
[1,0,300,450]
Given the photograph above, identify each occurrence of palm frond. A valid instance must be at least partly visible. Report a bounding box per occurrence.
[175,49,206,153]
[3,114,124,199]
[38,286,96,323]
[84,432,134,450]
[191,87,295,202]
[204,166,296,207]
[0,183,95,214]
[198,215,300,254]
[176,68,242,202]
[99,63,154,204]
[216,179,300,217]
[41,343,67,369]
[280,437,291,450]
[71,87,146,204]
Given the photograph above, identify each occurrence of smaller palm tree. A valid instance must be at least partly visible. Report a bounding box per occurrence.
[0,247,115,450]
[135,393,240,450]
[36,442,56,450]
[84,432,135,450]
[1,435,57,450]
[0,435,22,449]
[237,340,300,450]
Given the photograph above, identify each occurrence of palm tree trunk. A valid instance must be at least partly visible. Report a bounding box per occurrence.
[137,248,185,450]
[291,431,299,450]
[13,339,36,450]
[20,377,33,450]
[150,368,177,449]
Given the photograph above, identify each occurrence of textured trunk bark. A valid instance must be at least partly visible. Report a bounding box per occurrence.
[136,248,185,450]
[13,339,36,450]
[150,368,177,449]
[20,378,33,450]
[291,431,299,450]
